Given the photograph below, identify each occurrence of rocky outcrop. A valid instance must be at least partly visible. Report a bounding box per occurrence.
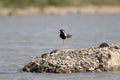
[23,43,120,73]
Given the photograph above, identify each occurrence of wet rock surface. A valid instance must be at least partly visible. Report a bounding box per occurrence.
[23,43,120,73]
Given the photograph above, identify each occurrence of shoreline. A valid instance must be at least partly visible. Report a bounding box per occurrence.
[0,6,120,16]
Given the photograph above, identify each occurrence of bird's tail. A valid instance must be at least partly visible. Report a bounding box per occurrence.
[67,33,72,38]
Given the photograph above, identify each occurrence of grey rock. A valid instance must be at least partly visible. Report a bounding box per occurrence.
[23,43,120,73]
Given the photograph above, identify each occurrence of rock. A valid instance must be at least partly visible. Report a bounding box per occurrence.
[23,43,120,73]
[99,42,109,48]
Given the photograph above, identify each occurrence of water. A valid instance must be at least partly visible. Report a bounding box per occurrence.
[0,14,120,80]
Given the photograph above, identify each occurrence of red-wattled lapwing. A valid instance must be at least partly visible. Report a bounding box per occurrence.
[59,29,72,46]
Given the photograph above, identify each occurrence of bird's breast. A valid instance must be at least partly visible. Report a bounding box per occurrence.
[60,33,66,39]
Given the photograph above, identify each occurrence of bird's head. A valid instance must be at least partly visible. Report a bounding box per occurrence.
[59,29,65,32]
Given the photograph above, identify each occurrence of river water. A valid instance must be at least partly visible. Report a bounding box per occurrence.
[0,14,120,80]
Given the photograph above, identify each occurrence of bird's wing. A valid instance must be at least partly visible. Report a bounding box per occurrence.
[67,33,72,38]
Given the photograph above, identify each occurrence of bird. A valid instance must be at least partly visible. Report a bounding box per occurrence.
[59,29,72,45]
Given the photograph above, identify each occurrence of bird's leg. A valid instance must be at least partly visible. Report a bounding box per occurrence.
[65,38,69,49]
[62,39,68,49]
[62,39,64,45]
[62,39,65,49]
